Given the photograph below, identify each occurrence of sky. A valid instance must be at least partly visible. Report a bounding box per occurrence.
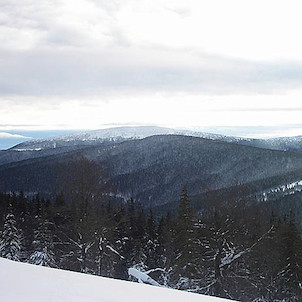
[1,0,302,142]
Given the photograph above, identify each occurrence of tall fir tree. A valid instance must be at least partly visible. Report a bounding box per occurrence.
[275,212,302,301]
[173,186,196,288]
[0,211,22,261]
[29,218,56,267]
[156,213,175,286]
[145,209,158,269]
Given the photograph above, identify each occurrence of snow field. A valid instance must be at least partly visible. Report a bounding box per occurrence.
[0,257,234,302]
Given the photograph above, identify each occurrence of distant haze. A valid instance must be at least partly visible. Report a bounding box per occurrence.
[0,130,73,150]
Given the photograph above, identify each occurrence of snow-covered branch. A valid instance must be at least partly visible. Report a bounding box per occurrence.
[128,268,162,287]
[85,241,94,254]
[220,225,274,268]
[145,268,165,274]
[58,231,82,249]
[106,245,125,260]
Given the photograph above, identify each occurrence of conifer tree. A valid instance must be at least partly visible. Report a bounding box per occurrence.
[173,186,196,288]
[93,203,119,277]
[129,201,147,272]
[0,211,22,261]
[275,212,302,301]
[145,209,158,269]
[113,205,130,279]
[57,156,105,273]
[157,213,175,286]
[157,213,175,265]
[29,218,56,267]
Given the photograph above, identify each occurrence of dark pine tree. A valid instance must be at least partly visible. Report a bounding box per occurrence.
[145,209,158,270]
[157,213,175,286]
[275,212,302,301]
[172,186,196,289]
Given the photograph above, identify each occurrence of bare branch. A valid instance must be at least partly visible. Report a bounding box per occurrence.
[220,225,274,268]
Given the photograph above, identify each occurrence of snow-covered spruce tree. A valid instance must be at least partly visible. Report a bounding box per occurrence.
[0,212,22,261]
[29,218,56,267]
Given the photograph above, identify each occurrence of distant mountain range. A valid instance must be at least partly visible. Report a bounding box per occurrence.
[8,125,251,151]
[1,125,302,227]
[2,126,302,167]
[1,126,302,212]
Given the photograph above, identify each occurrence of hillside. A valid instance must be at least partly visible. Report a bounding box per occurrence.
[259,136,302,153]
[0,257,232,302]
[2,126,302,168]
[0,126,252,166]
[1,135,302,207]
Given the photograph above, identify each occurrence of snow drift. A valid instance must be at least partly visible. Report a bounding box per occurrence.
[0,257,234,302]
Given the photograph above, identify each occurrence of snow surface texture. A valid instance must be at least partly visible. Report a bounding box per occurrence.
[0,257,234,302]
[257,179,302,202]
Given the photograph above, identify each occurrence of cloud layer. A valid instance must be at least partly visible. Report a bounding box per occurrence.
[1,0,302,132]
[0,132,31,139]
[1,48,302,97]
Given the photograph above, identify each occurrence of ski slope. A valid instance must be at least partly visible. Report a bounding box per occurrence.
[0,257,233,302]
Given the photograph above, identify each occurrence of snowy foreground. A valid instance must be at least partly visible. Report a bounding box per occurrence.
[0,257,234,302]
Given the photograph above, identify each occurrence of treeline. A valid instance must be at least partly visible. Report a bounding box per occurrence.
[0,188,302,302]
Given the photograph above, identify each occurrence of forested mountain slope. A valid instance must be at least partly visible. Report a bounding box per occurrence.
[1,135,302,207]
[0,126,252,166]
[2,126,302,169]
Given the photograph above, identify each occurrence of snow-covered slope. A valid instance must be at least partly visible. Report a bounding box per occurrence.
[261,135,302,153]
[257,179,302,202]
[7,126,302,154]
[0,257,233,302]
[3,126,302,169]
[10,126,248,151]
[0,126,252,166]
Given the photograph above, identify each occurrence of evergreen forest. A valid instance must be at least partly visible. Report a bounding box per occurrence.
[1,185,302,302]
[0,158,302,302]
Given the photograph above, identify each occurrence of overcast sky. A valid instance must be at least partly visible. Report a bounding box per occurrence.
[1,0,302,138]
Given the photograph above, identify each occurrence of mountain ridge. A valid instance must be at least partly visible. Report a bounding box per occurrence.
[2,134,302,208]
[0,126,256,166]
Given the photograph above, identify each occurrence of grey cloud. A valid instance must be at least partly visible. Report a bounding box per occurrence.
[0,0,54,30]
[165,6,192,17]
[0,0,114,47]
[45,27,87,47]
[1,1,302,98]
[89,0,121,13]
[1,48,302,97]
[1,0,132,50]
[0,132,31,139]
